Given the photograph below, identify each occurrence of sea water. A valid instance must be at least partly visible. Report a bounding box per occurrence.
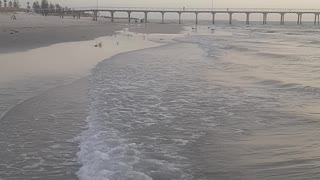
[77,25,320,180]
[0,30,166,180]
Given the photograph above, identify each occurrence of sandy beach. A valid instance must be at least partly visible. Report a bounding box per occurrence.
[0,12,183,53]
[2,9,320,180]
[0,12,183,179]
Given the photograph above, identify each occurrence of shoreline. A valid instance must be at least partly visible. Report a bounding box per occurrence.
[2,12,320,180]
[0,13,184,179]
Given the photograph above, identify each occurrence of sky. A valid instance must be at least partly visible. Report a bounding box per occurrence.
[16,0,320,9]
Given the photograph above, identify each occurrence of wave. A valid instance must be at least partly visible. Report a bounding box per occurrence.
[76,47,195,180]
[256,52,294,59]
[250,29,278,34]
[299,30,320,33]
[284,32,303,36]
[255,79,320,95]
[76,26,320,180]
[76,59,157,180]
[0,78,80,121]
[221,45,252,52]
[306,40,320,45]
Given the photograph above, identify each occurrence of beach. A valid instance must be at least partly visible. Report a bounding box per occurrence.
[2,11,320,180]
[0,12,182,179]
[0,12,183,53]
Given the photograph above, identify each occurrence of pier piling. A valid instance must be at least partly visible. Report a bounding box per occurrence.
[66,8,320,26]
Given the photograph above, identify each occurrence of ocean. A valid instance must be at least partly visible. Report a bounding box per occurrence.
[1,24,320,180]
[78,25,320,180]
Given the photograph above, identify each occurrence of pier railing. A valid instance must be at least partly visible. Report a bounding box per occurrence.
[72,7,320,13]
[42,7,320,25]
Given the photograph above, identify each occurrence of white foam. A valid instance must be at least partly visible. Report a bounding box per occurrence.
[75,31,193,180]
[23,158,45,169]
[74,28,256,179]
[76,113,153,180]
[172,139,189,146]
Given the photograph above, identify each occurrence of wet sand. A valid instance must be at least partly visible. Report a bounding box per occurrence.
[0,13,124,54]
[0,12,183,54]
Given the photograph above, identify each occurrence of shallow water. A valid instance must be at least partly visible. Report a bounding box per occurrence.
[0,30,165,179]
[0,78,89,180]
[78,25,320,180]
[1,24,320,180]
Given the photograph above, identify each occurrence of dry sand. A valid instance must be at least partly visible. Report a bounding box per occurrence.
[0,12,183,54]
[0,12,125,53]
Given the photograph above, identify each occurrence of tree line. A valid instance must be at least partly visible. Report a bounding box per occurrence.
[0,0,66,15]
[0,0,20,8]
[32,0,70,15]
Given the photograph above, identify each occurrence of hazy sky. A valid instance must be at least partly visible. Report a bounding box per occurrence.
[17,0,320,9]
